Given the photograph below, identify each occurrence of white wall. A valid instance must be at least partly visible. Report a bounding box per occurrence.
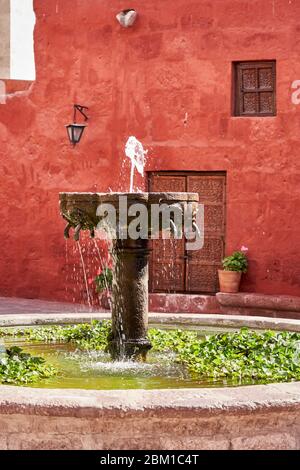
[0,0,11,79]
[10,0,35,80]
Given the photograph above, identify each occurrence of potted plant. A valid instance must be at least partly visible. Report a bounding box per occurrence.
[218,247,248,293]
[94,267,113,309]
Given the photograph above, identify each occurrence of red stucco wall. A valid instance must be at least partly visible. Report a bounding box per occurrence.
[0,0,299,302]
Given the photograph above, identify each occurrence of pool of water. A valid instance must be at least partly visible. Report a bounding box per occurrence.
[1,327,261,390]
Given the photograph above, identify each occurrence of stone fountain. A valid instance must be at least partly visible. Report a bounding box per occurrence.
[59,191,199,360]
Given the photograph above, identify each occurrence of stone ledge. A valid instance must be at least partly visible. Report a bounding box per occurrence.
[0,382,299,418]
[1,312,300,331]
[0,383,299,449]
[217,292,300,319]
[149,293,221,314]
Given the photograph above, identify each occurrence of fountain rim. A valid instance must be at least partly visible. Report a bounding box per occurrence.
[0,381,299,417]
[1,312,300,331]
[59,192,199,203]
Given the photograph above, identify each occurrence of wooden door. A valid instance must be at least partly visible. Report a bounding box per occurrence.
[149,172,226,294]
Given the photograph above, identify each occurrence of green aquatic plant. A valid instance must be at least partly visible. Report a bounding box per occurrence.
[1,322,197,354]
[0,321,112,351]
[0,346,57,385]
[148,328,197,353]
[177,328,300,383]
[1,323,300,384]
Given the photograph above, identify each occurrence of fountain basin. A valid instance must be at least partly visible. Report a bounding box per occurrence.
[59,191,199,239]
[0,314,300,450]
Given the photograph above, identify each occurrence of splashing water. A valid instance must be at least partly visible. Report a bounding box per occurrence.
[125,136,148,192]
[77,241,92,309]
[93,238,125,353]
[93,239,111,302]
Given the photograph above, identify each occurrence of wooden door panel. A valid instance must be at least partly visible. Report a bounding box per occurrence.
[152,238,184,255]
[186,262,219,293]
[203,205,225,233]
[150,175,186,193]
[149,175,186,292]
[187,175,226,234]
[151,260,185,292]
[187,176,226,204]
[187,237,223,292]
[190,237,224,262]
[186,175,226,293]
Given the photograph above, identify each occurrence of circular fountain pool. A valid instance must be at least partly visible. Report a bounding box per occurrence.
[2,317,300,390]
[1,328,257,390]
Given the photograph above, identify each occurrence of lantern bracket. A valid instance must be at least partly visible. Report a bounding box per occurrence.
[74,104,89,123]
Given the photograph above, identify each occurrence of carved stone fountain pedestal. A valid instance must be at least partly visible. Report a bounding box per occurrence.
[109,238,151,360]
[59,192,199,360]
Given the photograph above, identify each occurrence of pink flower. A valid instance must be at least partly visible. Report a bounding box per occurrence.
[96,268,103,276]
[241,245,249,253]
[88,278,94,285]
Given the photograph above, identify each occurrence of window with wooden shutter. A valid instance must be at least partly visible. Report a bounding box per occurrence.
[234,61,276,116]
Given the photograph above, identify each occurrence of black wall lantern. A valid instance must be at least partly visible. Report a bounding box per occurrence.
[66,104,89,146]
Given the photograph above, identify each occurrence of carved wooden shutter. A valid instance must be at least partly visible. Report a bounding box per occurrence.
[186,175,226,293]
[235,61,276,116]
[149,175,186,292]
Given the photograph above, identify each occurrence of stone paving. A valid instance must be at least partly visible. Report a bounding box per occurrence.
[1,297,300,332]
[0,297,104,315]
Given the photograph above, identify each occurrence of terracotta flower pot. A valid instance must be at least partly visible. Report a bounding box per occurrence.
[218,270,242,293]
